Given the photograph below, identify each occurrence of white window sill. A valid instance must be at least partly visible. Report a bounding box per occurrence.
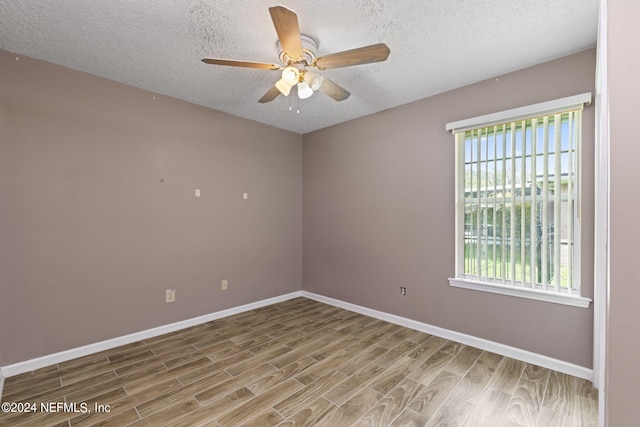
[448,278,592,308]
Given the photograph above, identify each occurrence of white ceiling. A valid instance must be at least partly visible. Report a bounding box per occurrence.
[0,0,598,134]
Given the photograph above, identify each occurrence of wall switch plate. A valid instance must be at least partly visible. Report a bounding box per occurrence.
[400,286,407,296]
[243,193,248,200]
[221,280,228,290]
[166,289,176,303]
[195,189,201,197]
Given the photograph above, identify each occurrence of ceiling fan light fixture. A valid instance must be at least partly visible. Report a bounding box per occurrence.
[304,71,324,91]
[297,81,313,99]
[281,66,300,86]
[275,78,292,96]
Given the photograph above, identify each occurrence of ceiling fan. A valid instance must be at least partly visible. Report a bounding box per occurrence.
[201,6,390,103]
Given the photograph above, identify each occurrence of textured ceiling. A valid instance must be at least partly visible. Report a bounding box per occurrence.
[0,0,598,134]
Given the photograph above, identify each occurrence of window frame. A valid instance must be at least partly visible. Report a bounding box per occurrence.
[447,94,592,308]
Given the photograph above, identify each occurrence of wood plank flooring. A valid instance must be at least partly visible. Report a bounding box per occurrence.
[0,297,598,426]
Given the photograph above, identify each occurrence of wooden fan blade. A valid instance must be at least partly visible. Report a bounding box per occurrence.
[269,6,303,60]
[201,58,281,70]
[258,86,281,103]
[318,76,350,101]
[314,43,390,70]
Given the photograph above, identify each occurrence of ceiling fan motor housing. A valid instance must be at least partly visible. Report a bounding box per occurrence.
[278,34,318,66]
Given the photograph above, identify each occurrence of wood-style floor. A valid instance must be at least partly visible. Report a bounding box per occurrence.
[0,297,597,426]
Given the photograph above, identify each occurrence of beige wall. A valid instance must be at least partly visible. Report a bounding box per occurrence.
[606,0,640,424]
[0,47,599,372]
[0,50,302,365]
[303,50,596,368]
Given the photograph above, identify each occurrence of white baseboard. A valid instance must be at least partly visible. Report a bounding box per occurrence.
[301,291,593,381]
[0,291,303,382]
[0,288,592,402]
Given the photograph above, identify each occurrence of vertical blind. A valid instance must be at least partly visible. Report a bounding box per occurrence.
[457,109,582,294]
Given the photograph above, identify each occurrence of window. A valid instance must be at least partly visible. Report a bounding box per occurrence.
[446,94,592,308]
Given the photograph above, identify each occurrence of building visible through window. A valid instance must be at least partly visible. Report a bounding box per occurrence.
[446,94,592,308]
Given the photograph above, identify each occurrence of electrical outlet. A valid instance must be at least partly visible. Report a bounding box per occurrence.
[400,286,407,296]
[166,289,176,303]
[221,280,228,290]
